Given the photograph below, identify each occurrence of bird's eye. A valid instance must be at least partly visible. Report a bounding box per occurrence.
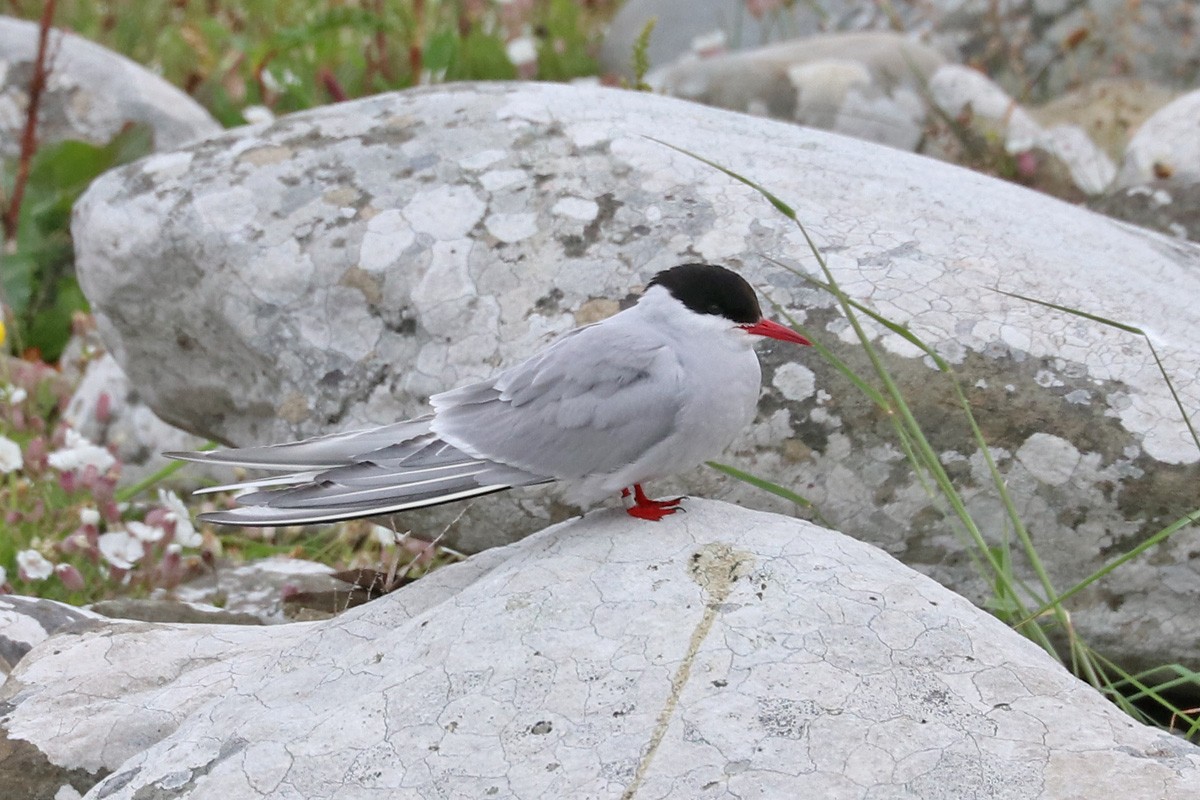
[706,303,722,315]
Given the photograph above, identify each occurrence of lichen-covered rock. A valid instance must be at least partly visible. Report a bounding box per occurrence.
[1114,89,1200,189]
[71,82,1200,669]
[0,16,220,156]
[1029,78,1178,163]
[926,64,1116,194]
[1090,181,1200,243]
[602,0,1200,97]
[654,32,944,151]
[0,595,108,687]
[2,502,1198,799]
[64,353,215,487]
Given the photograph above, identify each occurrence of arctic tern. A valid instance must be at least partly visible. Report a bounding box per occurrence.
[168,263,811,523]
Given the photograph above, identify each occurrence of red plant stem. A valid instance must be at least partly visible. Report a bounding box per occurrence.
[318,67,348,102]
[3,0,57,241]
[408,0,424,79]
[371,0,393,84]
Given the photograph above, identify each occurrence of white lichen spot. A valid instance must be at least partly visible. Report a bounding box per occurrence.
[1016,433,1081,486]
[772,363,817,402]
[485,213,539,243]
[458,149,506,170]
[1034,370,1063,388]
[402,185,485,239]
[999,324,1033,353]
[936,339,967,365]
[296,286,383,361]
[195,187,259,235]
[939,450,968,465]
[247,239,314,304]
[645,206,663,223]
[551,197,599,222]
[564,121,612,148]
[479,169,530,192]
[359,209,415,272]
[141,151,193,181]
[1064,389,1092,405]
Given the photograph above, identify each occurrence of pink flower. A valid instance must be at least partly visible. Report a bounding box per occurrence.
[745,0,785,19]
[54,563,86,592]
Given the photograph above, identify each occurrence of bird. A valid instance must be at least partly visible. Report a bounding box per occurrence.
[167,263,811,525]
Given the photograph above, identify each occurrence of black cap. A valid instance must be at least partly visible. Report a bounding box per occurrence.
[647,264,761,325]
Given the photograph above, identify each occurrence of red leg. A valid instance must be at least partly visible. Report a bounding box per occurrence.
[623,483,684,521]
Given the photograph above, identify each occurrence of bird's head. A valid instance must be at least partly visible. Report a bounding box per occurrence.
[646,263,812,346]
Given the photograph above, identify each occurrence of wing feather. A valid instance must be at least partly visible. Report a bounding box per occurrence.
[431,319,684,479]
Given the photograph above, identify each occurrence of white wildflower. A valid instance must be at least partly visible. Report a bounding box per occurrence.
[1,385,27,404]
[126,521,165,543]
[372,525,400,547]
[17,549,54,581]
[242,105,275,126]
[0,565,6,585]
[98,530,144,569]
[47,429,116,473]
[506,36,538,67]
[159,489,201,547]
[0,435,22,473]
[80,507,101,526]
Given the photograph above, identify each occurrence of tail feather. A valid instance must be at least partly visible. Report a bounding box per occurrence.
[168,421,551,527]
[164,418,435,470]
[196,483,511,526]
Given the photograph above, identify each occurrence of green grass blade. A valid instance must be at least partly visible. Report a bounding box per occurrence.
[1015,507,1200,627]
[115,441,218,503]
[706,461,830,526]
[995,289,1199,454]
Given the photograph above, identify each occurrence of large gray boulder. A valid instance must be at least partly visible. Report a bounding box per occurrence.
[1,16,220,484]
[0,16,220,156]
[3,501,1197,799]
[71,82,1200,670]
[602,0,1200,97]
[654,31,945,151]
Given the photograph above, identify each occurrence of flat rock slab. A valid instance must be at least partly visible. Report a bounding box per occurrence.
[2,501,1197,799]
[71,82,1200,670]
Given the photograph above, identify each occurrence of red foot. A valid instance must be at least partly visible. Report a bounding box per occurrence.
[622,484,685,521]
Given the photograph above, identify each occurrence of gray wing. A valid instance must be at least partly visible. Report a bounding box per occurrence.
[430,320,685,480]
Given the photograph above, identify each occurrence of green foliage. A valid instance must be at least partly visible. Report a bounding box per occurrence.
[1,126,153,361]
[535,0,602,81]
[631,17,656,91]
[23,1,618,127]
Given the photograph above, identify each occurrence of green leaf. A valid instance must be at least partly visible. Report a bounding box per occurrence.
[456,29,517,81]
[25,276,89,362]
[424,29,459,74]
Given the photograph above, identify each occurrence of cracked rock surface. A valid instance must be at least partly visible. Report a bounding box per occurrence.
[2,501,1198,799]
[70,82,1200,669]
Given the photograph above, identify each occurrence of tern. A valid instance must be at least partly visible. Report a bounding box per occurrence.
[168,263,811,524]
